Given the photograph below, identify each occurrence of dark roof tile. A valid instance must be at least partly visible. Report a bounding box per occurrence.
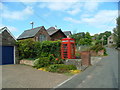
[47,27,59,36]
[17,26,43,40]
[63,31,72,36]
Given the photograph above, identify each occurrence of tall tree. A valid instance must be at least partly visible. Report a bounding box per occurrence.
[113,17,120,48]
[96,31,111,45]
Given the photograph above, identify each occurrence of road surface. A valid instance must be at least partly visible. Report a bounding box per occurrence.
[55,48,119,88]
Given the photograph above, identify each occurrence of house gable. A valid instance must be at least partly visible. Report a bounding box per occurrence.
[63,31,72,36]
[17,26,51,41]
[50,29,67,41]
[0,27,16,46]
[47,27,67,41]
[34,27,51,41]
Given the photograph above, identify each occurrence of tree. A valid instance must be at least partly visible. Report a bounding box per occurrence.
[70,32,92,46]
[78,32,92,45]
[70,32,85,45]
[113,17,120,48]
[96,31,111,45]
[84,32,92,45]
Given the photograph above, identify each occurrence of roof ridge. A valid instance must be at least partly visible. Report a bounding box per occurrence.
[47,27,56,30]
[24,26,43,32]
[63,31,71,32]
[0,27,7,30]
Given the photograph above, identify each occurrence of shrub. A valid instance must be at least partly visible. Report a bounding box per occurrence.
[33,57,50,69]
[48,54,56,64]
[33,59,39,67]
[90,45,107,55]
[75,52,81,59]
[90,45,104,52]
[103,48,108,56]
[46,64,77,73]
[48,54,65,64]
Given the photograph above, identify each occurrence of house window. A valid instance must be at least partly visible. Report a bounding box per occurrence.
[109,41,113,43]
[39,34,47,42]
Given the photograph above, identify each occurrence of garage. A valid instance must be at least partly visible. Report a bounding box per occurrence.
[0,27,16,65]
[0,46,14,65]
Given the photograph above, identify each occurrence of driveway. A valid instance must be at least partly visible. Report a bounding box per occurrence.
[2,64,70,88]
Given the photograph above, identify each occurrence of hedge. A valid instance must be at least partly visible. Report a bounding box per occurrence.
[16,39,61,59]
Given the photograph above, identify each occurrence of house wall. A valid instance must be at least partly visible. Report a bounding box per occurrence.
[34,27,51,41]
[107,35,116,47]
[18,27,51,42]
[50,30,67,41]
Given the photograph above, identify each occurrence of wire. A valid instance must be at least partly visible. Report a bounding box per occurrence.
[20,2,53,26]
[103,15,118,32]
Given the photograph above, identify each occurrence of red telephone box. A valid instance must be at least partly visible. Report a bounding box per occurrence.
[61,37,75,59]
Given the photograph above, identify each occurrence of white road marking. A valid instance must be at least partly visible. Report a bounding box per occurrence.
[53,74,78,89]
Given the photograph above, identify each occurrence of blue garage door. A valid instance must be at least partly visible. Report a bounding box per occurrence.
[0,46,14,65]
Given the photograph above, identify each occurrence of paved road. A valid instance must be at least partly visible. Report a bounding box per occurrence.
[56,48,119,88]
[2,65,70,88]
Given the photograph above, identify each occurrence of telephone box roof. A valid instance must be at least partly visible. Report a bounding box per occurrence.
[61,37,75,41]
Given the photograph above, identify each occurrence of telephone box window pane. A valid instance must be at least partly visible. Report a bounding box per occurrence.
[62,44,68,58]
[62,40,68,42]
[70,40,74,42]
[71,44,75,58]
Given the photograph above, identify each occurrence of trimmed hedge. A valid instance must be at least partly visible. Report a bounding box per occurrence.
[16,39,61,59]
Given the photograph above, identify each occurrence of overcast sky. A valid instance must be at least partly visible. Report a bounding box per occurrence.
[0,0,119,38]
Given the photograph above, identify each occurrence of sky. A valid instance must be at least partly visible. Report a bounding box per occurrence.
[0,0,119,38]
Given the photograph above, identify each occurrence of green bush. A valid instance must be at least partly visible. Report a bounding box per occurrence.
[90,45,104,52]
[103,48,108,56]
[47,54,65,64]
[16,39,61,59]
[33,57,50,69]
[90,45,107,55]
[33,55,65,69]
[46,64,77,73]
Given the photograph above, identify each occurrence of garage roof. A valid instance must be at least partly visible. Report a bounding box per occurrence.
[0,27,16,41]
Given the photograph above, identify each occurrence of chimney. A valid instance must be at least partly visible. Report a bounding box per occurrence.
[30,22,34,29]
[55,25,57,29]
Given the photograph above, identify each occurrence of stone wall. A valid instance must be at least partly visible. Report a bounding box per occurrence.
[64,59,82,69]
[90,50,104,56]
[20,60,34,66]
